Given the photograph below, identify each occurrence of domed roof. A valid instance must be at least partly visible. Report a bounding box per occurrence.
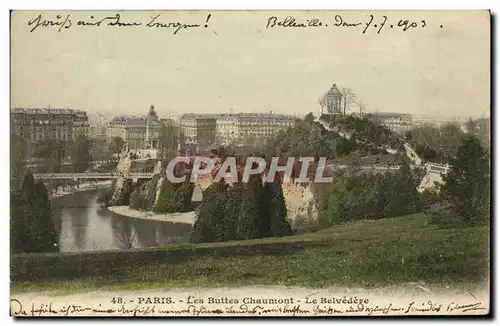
[146,105,158,122]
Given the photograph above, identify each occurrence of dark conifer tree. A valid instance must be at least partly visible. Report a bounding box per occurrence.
[189,182,227,243]
[223,182,244,241]
[237,174,267,239]
[264,180,293,237]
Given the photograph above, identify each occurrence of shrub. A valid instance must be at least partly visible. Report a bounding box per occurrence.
[427,203,470,229]
[319,165,423,226]
[154,179,195,214]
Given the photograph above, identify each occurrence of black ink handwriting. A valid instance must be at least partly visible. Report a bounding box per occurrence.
[266,14,437,34]
[266,16,324,29]
[27,14,72,33]
[26,13,210,35]
[146,14,202,35]
[9,297,486,317]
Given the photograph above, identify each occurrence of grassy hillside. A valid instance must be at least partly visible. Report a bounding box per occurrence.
[11,213,489,294]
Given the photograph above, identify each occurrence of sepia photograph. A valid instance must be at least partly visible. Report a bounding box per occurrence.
[8,8,491,317]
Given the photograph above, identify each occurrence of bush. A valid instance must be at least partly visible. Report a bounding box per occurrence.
[427,203,471,229]
[154,180,195,214]
[319,165,423,226]
[291,214,323,234]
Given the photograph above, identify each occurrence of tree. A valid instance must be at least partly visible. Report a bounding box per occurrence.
[441,135,490,226]
[109,137,125,157]
[172,182,196,213]
[10,190,26,254]
[72,134,91,173]
[335,137,354,157]
[223,183,244,241]
[189,182,227,243]
[237,175,267,240]
[33,139,65,173]
[318,98,327,116]
[10,135,28,191]
[465,117,477,134]
[11,173,59,253]
[303,112,315,125]
[319,166,423,227]
[264,181,293,237]
[341,88,358,116]
[358,102,366,117]
[32,180,59,252]
[113,220,136,249]
[346,150,362,167]
[382,164,422,217]
[438,123,464,163]
[158,122,179,158]
[153,180,180,213]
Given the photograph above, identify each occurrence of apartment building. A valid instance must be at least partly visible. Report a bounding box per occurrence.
[10,108,90,144]
[181,112,296,147]
[179,114,217,151]
[232,113,295,144]
[370,112,414,134]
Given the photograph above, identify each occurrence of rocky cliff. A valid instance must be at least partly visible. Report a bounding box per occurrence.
[110,151,322,227]
[129,161,164,211]
[282,182,319,227]
[108,145,134,206]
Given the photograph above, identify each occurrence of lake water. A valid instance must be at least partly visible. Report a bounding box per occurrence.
[51,190,193,252]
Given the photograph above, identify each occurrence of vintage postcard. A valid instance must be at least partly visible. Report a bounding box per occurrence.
[9,10,491,317]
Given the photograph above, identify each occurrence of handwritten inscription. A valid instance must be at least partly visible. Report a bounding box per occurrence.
[10,294,487,317]
[25,12,442,35]
[26,13,212,35]
[266,14,441,34]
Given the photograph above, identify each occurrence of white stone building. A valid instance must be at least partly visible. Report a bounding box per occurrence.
[371,112,414,134]
[106,105,162,155]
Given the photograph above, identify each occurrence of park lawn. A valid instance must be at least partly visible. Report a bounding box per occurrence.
[10,213,490,295]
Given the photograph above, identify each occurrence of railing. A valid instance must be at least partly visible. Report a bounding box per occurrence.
[32,172,154,179]
[25,159,118,168]
[426,163,451,175]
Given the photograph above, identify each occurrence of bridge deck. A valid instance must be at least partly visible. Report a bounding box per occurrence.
[32,173,154,180]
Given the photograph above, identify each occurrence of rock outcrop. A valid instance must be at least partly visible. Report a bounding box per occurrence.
[129,161,164,211]
[118,153,323,228]
[108,144,134,206]
[282,183,318,227]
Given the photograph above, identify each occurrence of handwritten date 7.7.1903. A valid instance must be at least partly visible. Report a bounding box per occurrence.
[266,14,443,34]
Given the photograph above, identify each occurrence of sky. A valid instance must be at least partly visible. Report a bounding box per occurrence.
[10,10,491,120]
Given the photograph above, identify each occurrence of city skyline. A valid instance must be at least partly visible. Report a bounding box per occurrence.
[11,11,490,119]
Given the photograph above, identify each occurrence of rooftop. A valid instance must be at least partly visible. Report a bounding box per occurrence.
[180,112,296,121]
[11,108,88,115]
[325,83,342,97]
